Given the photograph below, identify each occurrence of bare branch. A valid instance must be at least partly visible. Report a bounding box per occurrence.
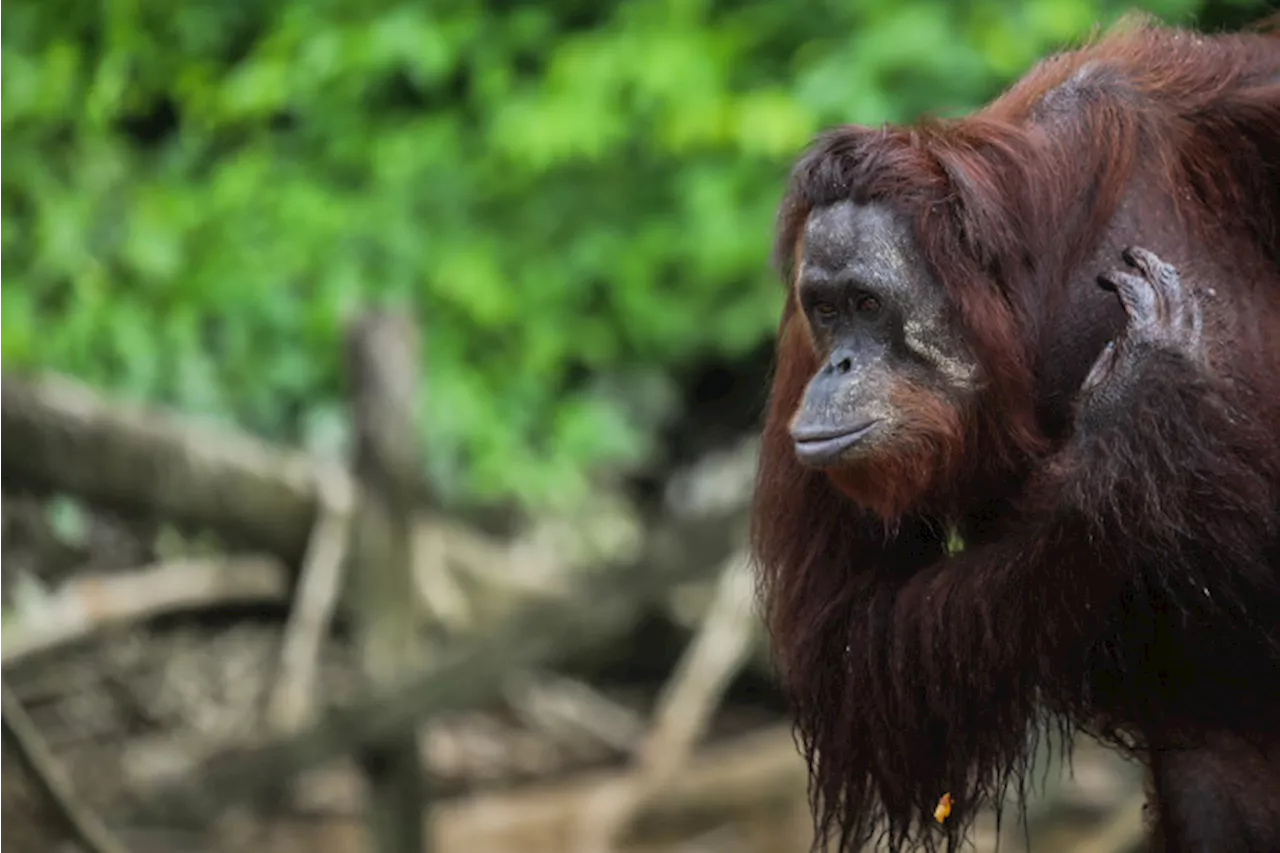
[265,462,355,733]
[574,553,760,853]
[1,556,289,666]
[2,678,134,853]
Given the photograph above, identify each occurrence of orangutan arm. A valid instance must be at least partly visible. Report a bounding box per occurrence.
[895,248,1279,833]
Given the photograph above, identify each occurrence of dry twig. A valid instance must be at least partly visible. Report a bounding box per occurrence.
[574,552,760,853]
[1,678,134,853]
[265,461,355,733]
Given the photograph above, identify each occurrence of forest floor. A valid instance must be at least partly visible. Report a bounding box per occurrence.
[2,600,1148,853]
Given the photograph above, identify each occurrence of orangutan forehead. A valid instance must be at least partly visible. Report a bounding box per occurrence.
[797,201,932,299]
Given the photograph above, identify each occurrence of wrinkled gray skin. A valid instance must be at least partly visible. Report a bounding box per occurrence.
[790,201,978,468]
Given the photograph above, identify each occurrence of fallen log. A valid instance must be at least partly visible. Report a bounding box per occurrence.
[2,373,321,563]
[1,372,757,640]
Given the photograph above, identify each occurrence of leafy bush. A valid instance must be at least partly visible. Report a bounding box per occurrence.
[2,0,1247,508]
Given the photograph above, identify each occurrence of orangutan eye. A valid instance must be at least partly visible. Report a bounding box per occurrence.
[855,294,882,315]
[813,302,840,324]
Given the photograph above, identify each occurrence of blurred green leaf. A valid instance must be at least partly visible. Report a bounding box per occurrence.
[46,495,91,548]
[2,0,1258,508]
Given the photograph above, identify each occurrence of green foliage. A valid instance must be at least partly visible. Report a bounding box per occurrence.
[2,0,1251,508]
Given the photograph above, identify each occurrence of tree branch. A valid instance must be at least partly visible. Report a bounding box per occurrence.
[265,462,355,733]
[573,552,760,852]
[1,556,289,666]
[2,678,134,853]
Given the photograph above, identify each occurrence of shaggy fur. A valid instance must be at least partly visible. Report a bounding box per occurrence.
[752,18,1280,852]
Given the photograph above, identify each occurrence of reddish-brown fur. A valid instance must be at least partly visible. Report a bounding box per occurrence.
[753,17,1280,852]
[823,384,966,521]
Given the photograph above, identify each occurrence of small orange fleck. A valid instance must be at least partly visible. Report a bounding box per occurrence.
[934,792,953,824]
